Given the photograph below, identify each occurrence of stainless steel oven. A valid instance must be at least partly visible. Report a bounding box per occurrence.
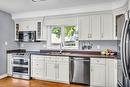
[12,53,30,79]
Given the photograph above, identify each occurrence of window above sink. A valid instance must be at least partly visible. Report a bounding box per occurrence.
[48,25,79,49]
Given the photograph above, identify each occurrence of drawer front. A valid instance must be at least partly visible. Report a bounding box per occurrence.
[91,58,105,64]
[56,56,69,62]
[32,69,44,78]
[32,61,44,68]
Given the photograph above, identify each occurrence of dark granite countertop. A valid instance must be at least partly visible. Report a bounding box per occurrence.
[7,49,117,59]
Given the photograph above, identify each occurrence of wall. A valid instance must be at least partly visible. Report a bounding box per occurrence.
[20,40,117,52]
[0,10,19,75]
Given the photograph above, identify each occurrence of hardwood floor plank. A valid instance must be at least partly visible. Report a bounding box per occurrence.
[0,77,88,87]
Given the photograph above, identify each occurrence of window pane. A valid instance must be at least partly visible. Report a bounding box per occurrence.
[51,26,61,44]
[64,26,78,46]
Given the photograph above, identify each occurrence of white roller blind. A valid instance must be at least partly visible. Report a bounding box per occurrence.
[44,16,78,25]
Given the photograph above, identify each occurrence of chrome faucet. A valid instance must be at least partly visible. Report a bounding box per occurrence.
[60,42,63,54]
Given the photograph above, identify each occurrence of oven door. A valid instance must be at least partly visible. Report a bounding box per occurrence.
[13,58,28,65]
[13,66,29,75]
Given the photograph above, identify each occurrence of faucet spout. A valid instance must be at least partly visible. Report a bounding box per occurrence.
[60,42,63,54]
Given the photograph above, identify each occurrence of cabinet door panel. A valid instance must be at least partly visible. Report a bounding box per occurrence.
[7,54,13,76]
[106,59,117,87]
[58,62,69,83]
[46,62,56,80]
[19,21,36,31]
[79,16,90,40]
[91,64,105,87]
[90,15,100,40]
[101,14,113,40]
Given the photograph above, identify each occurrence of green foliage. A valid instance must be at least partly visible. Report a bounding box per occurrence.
[51,26,76,38]
[65,26,76,38]
[52,27,61,38]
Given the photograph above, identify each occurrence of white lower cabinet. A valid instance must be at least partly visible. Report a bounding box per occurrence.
[90,58,117,87]
[31,55,69,84]
[90,58,106,87]
[46,61,56,81]
[58,62,69,83]
[7,54,13,76]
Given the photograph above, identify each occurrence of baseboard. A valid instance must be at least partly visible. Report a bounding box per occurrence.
[0,74,8,79]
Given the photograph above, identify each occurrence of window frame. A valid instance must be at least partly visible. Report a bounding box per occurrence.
[48,25,79,49]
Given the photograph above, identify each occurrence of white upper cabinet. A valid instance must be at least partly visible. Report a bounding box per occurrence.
[15,18,47,41]
[78,16,90,40]
[79,14,101,40]
[101,14,113,40]
[79,12,114,40]
[90,15,101,40]
[129,0,130,10]
[18,20,36,31]
[44,17,78,25]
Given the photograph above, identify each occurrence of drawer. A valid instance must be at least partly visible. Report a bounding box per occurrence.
[31,57,44,61]
[91,58,105,64]
[32,61,44,68]
[32,69,44,78]
[56,56,69,62]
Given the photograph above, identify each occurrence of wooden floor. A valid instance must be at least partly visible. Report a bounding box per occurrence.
[0,77,88,87]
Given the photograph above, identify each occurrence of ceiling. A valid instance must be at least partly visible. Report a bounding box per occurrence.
[0,0,121,14]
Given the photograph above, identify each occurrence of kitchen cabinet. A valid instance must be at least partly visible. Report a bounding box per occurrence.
[79,13,114,40]
[46,61,56,81]
[79,16,90,40]
[7,54,13,76]
[79,15,100,40]
[90,15,101,40]
[15,18,46,41]
[90,58,106,87]
[31,55,45,80]
[31,55,69,84]
[90,58,117,87]
[101,14,113,40]
[57,57,69,83]
[106,59,117,87]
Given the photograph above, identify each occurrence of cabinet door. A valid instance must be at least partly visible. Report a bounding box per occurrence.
[90,15,101,40]
[79,16,90,40]
[36,20,43,41]
[7,54,13,76]
[58,62,69,83]
[106,59,117,87]
[90,64,106,87]
[46,61,56,81]
[31,55,45,79]
[19,20,36,31]
[101,14,113,40]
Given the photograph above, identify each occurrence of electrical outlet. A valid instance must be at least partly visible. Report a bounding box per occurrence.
[97,45,100,50]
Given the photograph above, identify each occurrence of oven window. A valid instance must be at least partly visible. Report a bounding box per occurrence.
[13,67,28,74]
[13,59,28,65]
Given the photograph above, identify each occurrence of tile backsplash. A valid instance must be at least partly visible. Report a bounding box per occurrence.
[20,40,118,52]
[79,40,118,51]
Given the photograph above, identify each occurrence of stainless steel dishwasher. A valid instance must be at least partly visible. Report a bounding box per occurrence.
[70,57,90,85]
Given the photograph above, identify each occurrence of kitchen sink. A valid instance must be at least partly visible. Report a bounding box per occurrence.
[49,52,71,55]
